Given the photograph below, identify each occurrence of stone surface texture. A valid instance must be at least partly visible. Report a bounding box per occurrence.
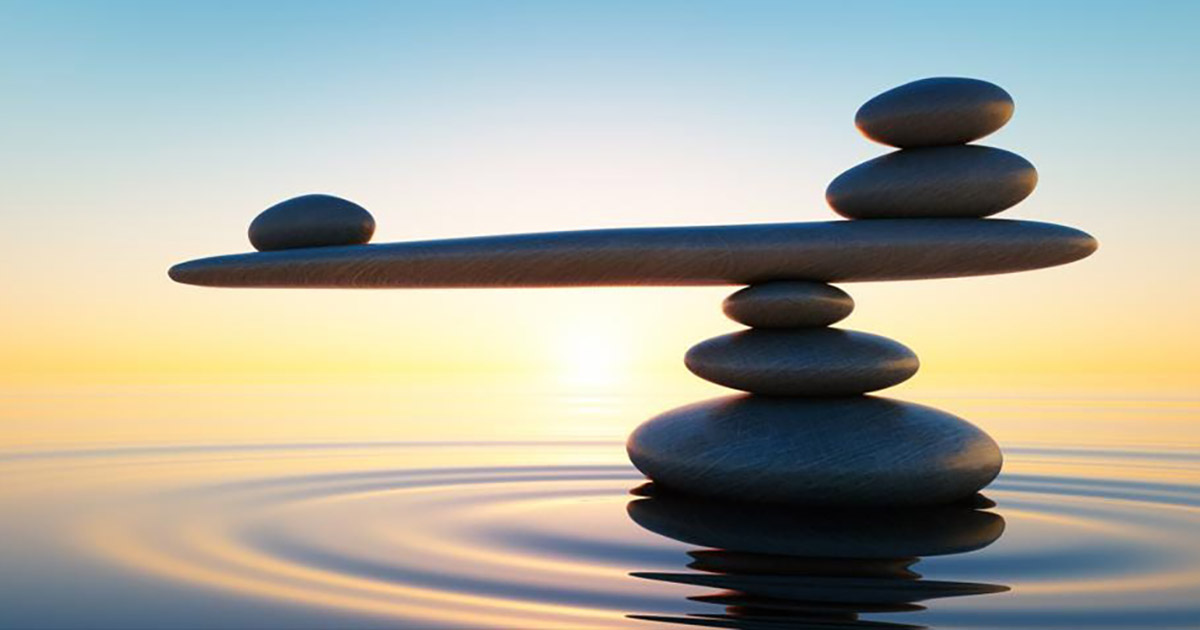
[685,329,918,396]
[626,395,1003,506]
[855,77,1014,148]
[171,219,1096,288]
[723,281,853,328]
[248,194,375,252]
[826,146,1037,219]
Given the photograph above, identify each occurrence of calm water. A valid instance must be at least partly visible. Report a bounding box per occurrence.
[2,382,1198,629]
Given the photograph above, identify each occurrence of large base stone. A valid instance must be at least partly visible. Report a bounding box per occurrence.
[627,395,1002,507]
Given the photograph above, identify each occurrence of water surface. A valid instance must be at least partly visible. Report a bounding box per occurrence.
[1,384,1198,628]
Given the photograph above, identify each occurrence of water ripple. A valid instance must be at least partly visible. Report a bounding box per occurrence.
[11,443,1193,629]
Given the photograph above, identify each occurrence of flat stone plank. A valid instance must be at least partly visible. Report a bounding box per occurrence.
[169,219,1096,288]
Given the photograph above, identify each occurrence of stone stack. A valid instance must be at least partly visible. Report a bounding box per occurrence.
[628,77,1046,507]
[169,76,1095,508]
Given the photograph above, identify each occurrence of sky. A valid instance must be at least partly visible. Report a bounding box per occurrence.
[1,0,1198,389]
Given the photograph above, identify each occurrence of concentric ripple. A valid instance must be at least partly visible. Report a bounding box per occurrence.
[6,442,1200,629]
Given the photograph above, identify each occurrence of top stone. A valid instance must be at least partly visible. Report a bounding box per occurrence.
[249,194,375,252]
[856,78,1014,148]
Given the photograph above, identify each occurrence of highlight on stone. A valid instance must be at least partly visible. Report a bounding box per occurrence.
[170,77,1097,508]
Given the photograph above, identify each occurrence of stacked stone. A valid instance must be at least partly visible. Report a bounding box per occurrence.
[627,77,1038,507]
[827,77,1034,220]
[248,194,375,252]
[170,76,1093,508]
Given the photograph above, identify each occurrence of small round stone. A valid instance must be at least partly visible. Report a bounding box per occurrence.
[249,194,375,252]
[685,329,917,396]
[826,145,1037,220]
[723,281,853,328]
[626,395,1003,506]
[856,77,1014,148]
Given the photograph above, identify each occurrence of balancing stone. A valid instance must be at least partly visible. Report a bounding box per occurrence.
[685,329,918,396]
[249,194,375,252]
[722,281,853,328]
[855,77,1014,148]
[827,145,1037,219]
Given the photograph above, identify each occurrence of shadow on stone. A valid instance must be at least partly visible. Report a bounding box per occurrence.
[626,483,1008,628]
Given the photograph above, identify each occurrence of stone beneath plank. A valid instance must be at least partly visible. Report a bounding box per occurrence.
[170,219,1096,288]
[826,146,1037,219]
[685,329,917,395]
[856,77,1014,148]
[723,281,853,328]
[626,395,1003,506]
[249,194,375,252]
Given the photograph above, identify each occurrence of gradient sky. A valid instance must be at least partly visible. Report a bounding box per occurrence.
[1,0,1197,388]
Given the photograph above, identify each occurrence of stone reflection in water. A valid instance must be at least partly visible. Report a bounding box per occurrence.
[626,483,1008,629]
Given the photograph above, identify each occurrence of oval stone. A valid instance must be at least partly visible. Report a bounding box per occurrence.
[826,145,1037,219]
[249,194,375,252]
[626,395,1003,506]
[856,77,1014,148]
[723,281,853,328]
[685,329,917,396]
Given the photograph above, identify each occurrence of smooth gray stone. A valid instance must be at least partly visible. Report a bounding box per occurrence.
[826,146,1038,219]
[685,329,918,396]
[626,395,1003,506]
[723,281,853,328]
[169,219,1096,287]
[856,77,1014,148]
[248,194,375,252]
[627,488,1004,558]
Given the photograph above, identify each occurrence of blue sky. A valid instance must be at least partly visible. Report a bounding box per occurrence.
[0,1,1197,382]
